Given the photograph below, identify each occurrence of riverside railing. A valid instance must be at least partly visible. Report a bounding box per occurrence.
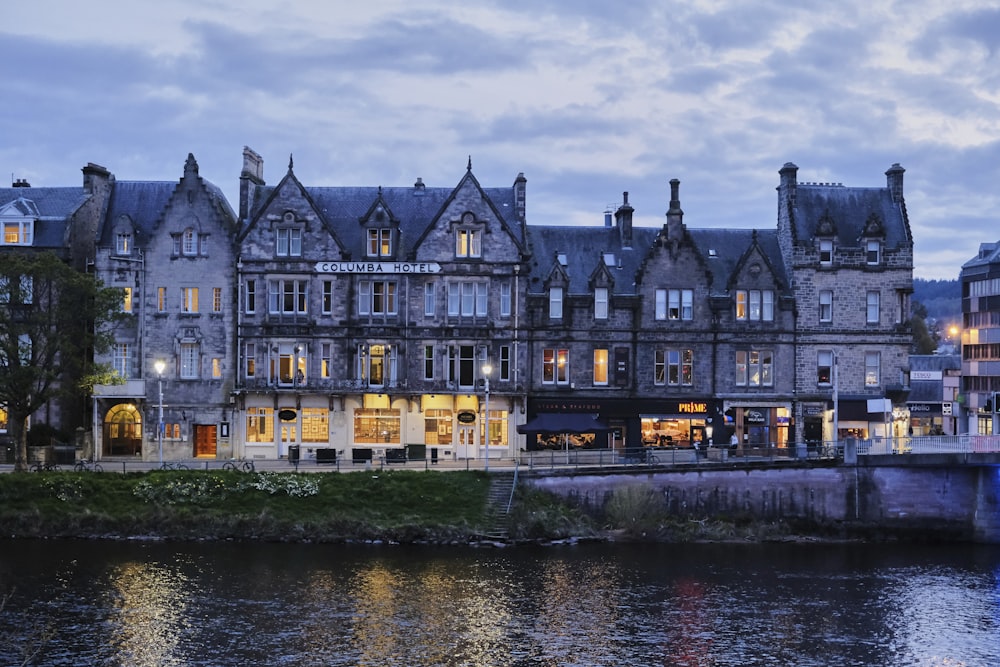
[856,434,1000,455]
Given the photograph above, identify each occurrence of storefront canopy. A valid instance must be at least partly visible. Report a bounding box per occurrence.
[517,412,610,434]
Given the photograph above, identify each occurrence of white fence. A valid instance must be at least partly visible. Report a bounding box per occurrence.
[857,435,1000,455]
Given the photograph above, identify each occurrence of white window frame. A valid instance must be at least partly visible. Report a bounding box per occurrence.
[594,287,608,320]
[276,228,302,257]
[818,350,833,385]
[866,240,881,265]
[542,348,569,385]
[182,228,198,256]
[116,232,132,255]
[867,291,880,324]
[269,279,308,315]
[456,228,482,258]
[593,348,609,385]
[180,343,199,379]
[819,290,833,323]
[113,343,130,379]
[865,351,880,386]
[819,239,833,265]
[368,228,392,257]
[425,282,435,317]
[322,281,333,315]
[2,220,33,246]
[182,287,198,314]
[321,342,332,379]
[213,287,222,313]
[245,342,256,378]
[500,281,511,318]
[245,279,256,314]
[549,287,563,319]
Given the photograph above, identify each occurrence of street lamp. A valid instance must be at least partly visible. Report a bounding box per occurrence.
[154,359,165,467]
[482,362,492,472]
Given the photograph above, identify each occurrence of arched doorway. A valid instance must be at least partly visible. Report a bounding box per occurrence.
[103,403,143,457]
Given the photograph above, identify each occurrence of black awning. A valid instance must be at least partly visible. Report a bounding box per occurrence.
[517,412,610,434]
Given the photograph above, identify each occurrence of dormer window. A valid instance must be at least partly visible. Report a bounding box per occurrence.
[116,232,132,255]
[557,253,568,266]
[2,221,33,246]
[549,286,563,319]
[368,228,392,258]
[819,239,833,265]
[866,240,881,265]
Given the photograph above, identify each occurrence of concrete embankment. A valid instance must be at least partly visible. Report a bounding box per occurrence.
[522,461,1000,543]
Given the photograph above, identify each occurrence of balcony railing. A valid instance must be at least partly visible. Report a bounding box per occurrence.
[857,435,1000,455]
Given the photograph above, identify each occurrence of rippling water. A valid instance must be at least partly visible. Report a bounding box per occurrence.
[1,539,998,666]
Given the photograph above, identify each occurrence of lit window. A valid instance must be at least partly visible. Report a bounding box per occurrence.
[594,349,608,385]
[245,342,256,378]
[246,407,273,443]
[456,229,482,258]
[594,287,608,320]
[157,287,166,313]
[542,348,569,385]
[301,408,329,443]
[736,291,747,320]
[865,351,880,386]
[368,229,392,257]
[737,350,773,387]
[116,233,132,255]
[122,287,133,313]
[2,221,33,245]
[321,343,332,378]
[359,344,396,387]
[182,287,199,313]
[212,358,222,378]
[818,350,833,385]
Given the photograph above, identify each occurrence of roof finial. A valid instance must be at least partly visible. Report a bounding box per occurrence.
[467,155,472,171]
[288,154,294,171]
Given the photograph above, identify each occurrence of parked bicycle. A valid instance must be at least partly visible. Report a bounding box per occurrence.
[159,461,190,471]
[74,458,104,473]
[29,461,61,472]
[222,458,255,473]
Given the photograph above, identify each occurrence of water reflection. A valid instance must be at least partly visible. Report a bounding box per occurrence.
[105,558,193,666]
[1,541,999,666]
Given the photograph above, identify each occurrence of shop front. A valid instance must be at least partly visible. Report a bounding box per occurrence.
[724,404,792,449]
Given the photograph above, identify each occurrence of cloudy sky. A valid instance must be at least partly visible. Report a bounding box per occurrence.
[4,0,1000,280]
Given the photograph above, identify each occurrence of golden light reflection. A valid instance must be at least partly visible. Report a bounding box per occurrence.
[105,559,191,666]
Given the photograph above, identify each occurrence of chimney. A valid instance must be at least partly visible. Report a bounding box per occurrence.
[885,163,904,203]
[615,191,633,248]
[604,208,612,228]
[779,162,798,207]
[514,172,526,224]
[239,146,264,222]
[667,178,683,224]
[413,177,425,195]
[81,163,110,194]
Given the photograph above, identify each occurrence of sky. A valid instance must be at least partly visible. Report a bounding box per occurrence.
[3,0,1000,281]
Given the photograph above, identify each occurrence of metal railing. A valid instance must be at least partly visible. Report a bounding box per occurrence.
[856,434,1000,455]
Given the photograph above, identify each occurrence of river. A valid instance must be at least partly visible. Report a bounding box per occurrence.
[1,539,998,666]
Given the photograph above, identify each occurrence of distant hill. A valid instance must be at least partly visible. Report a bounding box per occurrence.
[913,278,961,327]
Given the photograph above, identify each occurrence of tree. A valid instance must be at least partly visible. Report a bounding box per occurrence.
[911,301,938,354]
[0,251,122,472]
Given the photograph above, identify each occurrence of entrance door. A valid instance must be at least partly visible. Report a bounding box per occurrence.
[280,423,298,457]
[458,425,476,459]
[194,424,217,458]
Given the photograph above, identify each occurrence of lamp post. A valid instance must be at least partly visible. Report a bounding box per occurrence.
[482,362,492,472]
[154,359,165,467]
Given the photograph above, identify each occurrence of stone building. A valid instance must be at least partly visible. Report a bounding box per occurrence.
[0,164,111,447]
[91,155,238,461]
[234,151,528,463]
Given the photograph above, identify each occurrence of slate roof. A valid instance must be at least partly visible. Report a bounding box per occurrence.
[525,224,790,297]
[795,184,910,248]
[0,187,90,248]
[961,241,1000,271]
[245,177,522,260]
[525,225,658,295]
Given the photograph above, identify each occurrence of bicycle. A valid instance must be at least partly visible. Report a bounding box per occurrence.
[159,461,190,471]
[29,461,61,472]
[222,459,255,473]
[74,458,104,473]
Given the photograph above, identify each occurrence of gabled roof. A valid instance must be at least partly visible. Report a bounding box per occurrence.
[244,170,524,261]
[689,228,788,295]
[794,184,910,248]
[98,181,175,245]
[0,187,90,248]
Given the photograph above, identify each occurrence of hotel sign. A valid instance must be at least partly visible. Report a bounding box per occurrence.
[315,261,441,274]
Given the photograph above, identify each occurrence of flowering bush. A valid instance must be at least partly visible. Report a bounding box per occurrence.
[133,472,320,505]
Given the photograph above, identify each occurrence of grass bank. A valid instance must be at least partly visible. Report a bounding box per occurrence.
[0,469,511,544]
